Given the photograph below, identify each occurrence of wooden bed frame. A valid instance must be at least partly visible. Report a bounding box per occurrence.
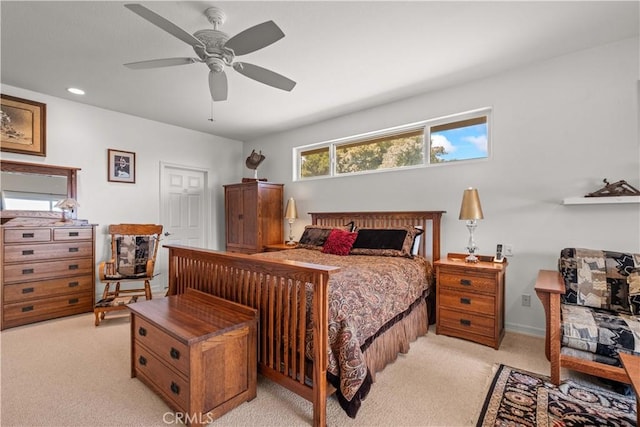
[165,211,444,426]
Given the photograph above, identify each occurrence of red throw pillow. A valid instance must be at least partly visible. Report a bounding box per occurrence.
[322,229,357,256]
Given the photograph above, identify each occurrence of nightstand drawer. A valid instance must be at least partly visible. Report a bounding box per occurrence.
[439,272,496,293]
[439,307,495,338]
[134,344,189,411]
[133,316,190,376]
[439,289,494,315]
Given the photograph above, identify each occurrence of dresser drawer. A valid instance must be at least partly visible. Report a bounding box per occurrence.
[134,344,190,411]
[438,307,495,338]
[4,241,93,263]
[4,228,51,243]
[53,228,93,241]
[3,257,93,284]
[439,289,495,316]
[3,275,93,303]
[133,316,190,376]
[3,292,93,323]
[439,272,497,293]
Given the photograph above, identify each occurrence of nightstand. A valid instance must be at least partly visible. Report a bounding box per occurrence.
[434,253,507,349]
[263,242,297,252]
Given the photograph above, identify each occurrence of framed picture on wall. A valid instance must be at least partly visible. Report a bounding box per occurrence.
[108,149,136,183]
[1,94,46,157]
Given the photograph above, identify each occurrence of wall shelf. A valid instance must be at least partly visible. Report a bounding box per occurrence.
[563,196,640,205]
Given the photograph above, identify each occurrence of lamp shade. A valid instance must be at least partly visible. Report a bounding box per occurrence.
[284,197,298,219]
[458,188,483,220]
[55,198,79,211]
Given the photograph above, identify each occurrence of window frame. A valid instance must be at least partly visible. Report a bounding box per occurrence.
[294,107,491,181]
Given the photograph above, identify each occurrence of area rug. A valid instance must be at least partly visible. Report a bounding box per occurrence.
[477,364,637,426]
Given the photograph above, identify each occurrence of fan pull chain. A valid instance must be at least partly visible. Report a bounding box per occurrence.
[208,100,215,122]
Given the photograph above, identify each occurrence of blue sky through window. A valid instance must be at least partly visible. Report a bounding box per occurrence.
[431,123,488,161]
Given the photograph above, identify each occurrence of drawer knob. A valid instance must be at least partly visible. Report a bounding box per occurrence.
[22,233,35,238]
[68,281,79,288]
[69,232,79,237]
[22,249,34,255]
[22,268,34,275]
[68,298,79,305]
[68,264,79,270]
[68,247,79,253]
[22,305,34,312]
[138,356,147,366]
[460,319,471,326]
[460,279,472,286]
[22,287,34,294]
[170,382,180,395]
[170,347,181,360]
[460,297,471,305]
[138,327,147,337]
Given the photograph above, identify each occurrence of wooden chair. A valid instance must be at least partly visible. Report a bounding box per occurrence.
[94,224,162,325]
[535,248,639,386]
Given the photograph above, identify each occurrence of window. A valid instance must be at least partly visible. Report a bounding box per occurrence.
[295,108,490,180]
[1,190,64,211]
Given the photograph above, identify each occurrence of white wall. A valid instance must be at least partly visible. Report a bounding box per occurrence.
[1,85,244,294]
[244,37,640,336]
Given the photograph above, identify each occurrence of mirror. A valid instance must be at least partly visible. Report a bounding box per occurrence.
[1,160,79,223]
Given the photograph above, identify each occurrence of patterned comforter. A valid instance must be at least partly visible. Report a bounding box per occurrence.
[256,248,433,416]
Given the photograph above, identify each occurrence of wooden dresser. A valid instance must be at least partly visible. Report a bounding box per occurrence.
[435,253,507,349]
[224,181,283,254]
[1,222,96,330]
[128,288,258,426]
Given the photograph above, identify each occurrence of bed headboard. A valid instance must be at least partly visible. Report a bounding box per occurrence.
[310,211,445,263]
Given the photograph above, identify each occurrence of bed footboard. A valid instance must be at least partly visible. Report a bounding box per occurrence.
[165,245,340,427]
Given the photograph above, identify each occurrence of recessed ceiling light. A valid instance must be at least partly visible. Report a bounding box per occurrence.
[67,87,85,95]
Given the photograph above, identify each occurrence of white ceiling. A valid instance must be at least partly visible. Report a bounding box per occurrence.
[2,1,638,142]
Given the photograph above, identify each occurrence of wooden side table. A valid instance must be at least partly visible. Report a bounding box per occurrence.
[128,288,258,426]
[619,352,639,426]
[434,253,507,349]
[263,242,297,252]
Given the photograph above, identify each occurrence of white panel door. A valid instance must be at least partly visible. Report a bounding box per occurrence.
[157,163,208,293]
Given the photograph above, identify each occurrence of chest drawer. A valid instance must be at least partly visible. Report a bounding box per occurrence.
[439,289,495,316]
[133,316,190,376]
[4,241,93,263]
[4,257,93,284]
[4,228,51,243]
[3,275,93,303]
[438,307,495,338]
[3,291,93,323]
[53,228,93,241]
[133,343,190,411]
[439,272,497,293]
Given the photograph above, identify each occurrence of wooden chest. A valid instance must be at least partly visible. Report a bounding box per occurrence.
[435,253,507,349]
[128,288,258,426]
[1,224,96,329]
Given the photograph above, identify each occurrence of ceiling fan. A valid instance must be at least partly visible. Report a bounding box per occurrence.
[123,3,296,101]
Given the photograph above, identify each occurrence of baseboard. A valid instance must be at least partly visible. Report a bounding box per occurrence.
[505,322,545,337]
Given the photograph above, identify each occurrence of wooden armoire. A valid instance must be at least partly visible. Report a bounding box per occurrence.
[223,181,283,254]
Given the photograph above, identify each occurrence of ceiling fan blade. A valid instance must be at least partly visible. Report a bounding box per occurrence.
[225,21,285,56]
[124,58,199,70]
[125,4,204,49]
[233,62,296,92]
[209,71,228,101]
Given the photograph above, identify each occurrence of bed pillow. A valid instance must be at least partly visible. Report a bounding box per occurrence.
[629,270,640,316]
[297,224,351,250]
[351,226,421,258]
[411,226,425,256]
[322,229,358,256]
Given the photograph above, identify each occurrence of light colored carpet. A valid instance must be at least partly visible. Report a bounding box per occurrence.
[1,311,551,426]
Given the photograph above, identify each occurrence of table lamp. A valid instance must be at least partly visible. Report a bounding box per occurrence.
[459,188,483,263]
[284,197,298,245]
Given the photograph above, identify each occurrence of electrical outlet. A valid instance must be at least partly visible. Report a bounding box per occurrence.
[504,244,514,257]
[522,294,531,307]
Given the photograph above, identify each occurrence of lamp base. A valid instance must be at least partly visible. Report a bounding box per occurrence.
[465,253,479,263]
[286,240,297,246]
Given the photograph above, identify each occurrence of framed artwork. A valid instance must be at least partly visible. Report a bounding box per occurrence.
[1,94,46,157]
[108,149,136,183]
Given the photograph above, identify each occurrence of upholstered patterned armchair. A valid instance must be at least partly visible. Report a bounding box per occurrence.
[535,248,640,385]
